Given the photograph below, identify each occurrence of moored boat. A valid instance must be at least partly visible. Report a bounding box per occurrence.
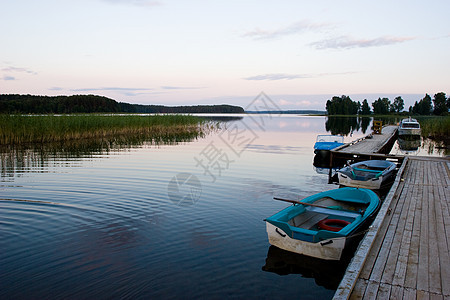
[337,160,396,190]
[265,187,380,260]
[313,135,344,154]
[398,117,421,136]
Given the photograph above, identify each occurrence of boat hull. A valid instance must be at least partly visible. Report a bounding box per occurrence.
[266,222,346,260]
[338,173,384,189]
[398,128,421,136]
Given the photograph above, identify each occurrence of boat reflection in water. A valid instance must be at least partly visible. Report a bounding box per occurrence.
[262,246,351,290]
[313,153,346,182]
[397,136,421,153]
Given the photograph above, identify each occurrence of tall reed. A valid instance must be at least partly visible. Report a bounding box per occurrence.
[0,114,204,145]
[419,116,450,139]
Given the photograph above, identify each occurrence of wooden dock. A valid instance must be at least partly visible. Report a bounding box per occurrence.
[330,125,402,163]
[334,157,450,299]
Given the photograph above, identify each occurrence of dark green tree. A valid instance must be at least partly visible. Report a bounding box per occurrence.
[360,99,371,115]
[433,92,447,115]
[372,97,391,114]
[390,96,404,113]
[412,94,432,115]
[325,95,358,115]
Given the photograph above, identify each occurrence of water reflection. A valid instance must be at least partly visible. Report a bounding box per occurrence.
[262,246,350,290]
[324,116,447,157]
[313,153,345,169]
[421,138,448,156]
[325,116,372,136]
[397,136,421,152]
[0,131,206,178]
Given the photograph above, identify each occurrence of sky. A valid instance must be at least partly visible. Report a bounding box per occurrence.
[1,0,449,110]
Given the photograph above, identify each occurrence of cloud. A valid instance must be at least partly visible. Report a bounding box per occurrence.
[244,73,308,81]
[49,87,64,91]
[161,86,205,90]
[310,35,415,50]
[244,72,355,81]
[2,66,37,76]
[72,87,153,96]
[101,0,162,7]
[2,76,16,81]
[242,20,331,40]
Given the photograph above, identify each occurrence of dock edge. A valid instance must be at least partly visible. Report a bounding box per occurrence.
[333,157,409,299]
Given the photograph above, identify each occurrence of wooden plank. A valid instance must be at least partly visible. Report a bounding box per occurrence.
[359,179,405,280]
[417,176,430,292]
[417,290,430,300]
[434,185,450,297]
[364,280,380,299]
[437,185,450,250]
[378,179,409,284]
[392,181,416,287]
[404,182,422,289]
[349,279,367,300]
[445,162,450,186]
[403,287,417,299]
[390,285,404,300]
[376,283,391,299]
[428,184,442,294]
[430,293,444,300]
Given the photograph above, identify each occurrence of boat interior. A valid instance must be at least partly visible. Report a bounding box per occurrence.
[288,197,368,230]
[353,164,386,171]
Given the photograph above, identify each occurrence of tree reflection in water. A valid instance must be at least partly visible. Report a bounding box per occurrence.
[325,116,368,136]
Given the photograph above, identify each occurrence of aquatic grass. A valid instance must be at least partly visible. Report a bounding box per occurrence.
[0,114,205,145]
[418,116,450,139]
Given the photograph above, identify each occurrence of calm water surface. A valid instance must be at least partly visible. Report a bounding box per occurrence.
[0,115,442,299]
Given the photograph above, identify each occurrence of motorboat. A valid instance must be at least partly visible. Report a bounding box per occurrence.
[398,117,421,136]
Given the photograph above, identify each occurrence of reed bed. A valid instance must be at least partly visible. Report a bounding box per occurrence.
[0,114,205,145]
[418,116,450,139]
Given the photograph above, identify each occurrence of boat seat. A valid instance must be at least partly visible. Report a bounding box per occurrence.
[307,206,362,218]
[289,212,328,229]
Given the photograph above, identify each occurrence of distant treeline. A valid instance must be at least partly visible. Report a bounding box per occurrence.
[0,94,245,114]
[246,110,326,114]
[326,93,449,116]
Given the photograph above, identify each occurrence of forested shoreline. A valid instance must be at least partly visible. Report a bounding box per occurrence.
[0,94,245,114]
[325,93,449,116]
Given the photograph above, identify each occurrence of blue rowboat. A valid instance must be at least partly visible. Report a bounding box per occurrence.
[337,160,396,190]
[266,187,380,260]
[313,135,344,153]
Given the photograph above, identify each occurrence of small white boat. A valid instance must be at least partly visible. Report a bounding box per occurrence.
[266,188,380,260]
[337,160,396,190]
[398,117,421,136]
[313,135,344,154]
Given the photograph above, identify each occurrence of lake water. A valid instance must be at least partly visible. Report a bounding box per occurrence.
[0,114,444,299]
